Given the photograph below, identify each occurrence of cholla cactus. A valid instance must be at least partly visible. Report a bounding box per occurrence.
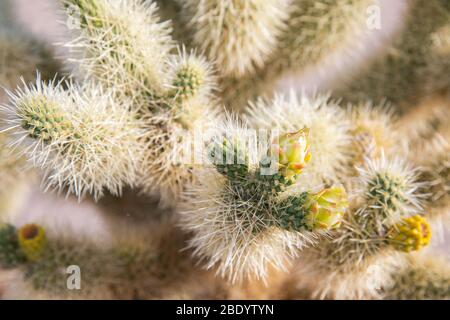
[180,116,349,282]
[270,0,371,72]
[221,0,372,108]
[382,254,450,300]
[0,133,28,216]
[161,0,373,108]
[1,0,218,206]
[0,0,449,301]
[177,0,292,78]
[289,155,428,299]
[1,79,143,199]
[0,224,25,268]
[356,155,424,224]
[0,219,226,299]
[388,215,431,252]
[63,0,174,103]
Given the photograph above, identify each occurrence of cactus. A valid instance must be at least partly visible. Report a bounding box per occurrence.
[346,103,398,168]
[0,0,60,217]
[382,254,450,300]
[1,0,219,206]
[0,224,25,268]
[270,128,312,178]
[0,0,448,301]
[246,92,352,189]
[6,220,225,299]
[17,224,47,262]
[160,0,373,108]
[2,79,144,199]
[336,0,450,108]
[177,0,292,78]
[224,0,372,109]
[303,187,348,230]
[180,115,349,282]
[289,155,426,299]
[63,0,174,104]
[388,215,431,252]
[0,133,28,217]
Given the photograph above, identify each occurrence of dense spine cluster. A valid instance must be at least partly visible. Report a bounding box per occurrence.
[177,0,292,78]
[0,0,60,218]
[0,0,448,300]
[382,254,450,300]
[180,116,349,282]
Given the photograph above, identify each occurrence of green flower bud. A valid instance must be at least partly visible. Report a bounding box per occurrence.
[271,128,311,178]
[304,186,349,230]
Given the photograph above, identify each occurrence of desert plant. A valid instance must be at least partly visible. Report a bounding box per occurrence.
[0,0,448,300]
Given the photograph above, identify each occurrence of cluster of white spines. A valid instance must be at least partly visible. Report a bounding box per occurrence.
[0,0,60,217]
[292,153,427,299]
[356,154,423,222]
[166,47,218,124]
[180,102,352,282]
[178,0,292,77]
[179,116,316,283]
[0,0,448,300]
[1,77,143,199]
[181,174,312,283]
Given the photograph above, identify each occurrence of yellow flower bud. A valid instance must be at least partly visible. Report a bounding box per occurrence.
[304,186,349,230]
[18,224,47,262]
[389,215,431,252]
[271,128,311,178]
